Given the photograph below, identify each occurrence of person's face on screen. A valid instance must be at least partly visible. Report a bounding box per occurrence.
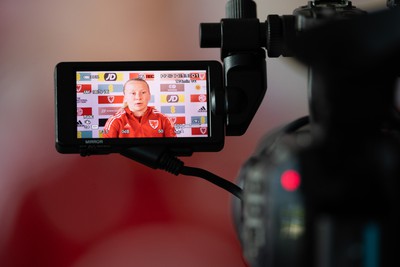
[124,80,151,117]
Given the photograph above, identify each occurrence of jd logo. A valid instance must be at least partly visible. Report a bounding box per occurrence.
[104,73,117,81]
[167,95,179,103]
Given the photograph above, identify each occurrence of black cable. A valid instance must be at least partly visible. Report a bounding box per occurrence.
[156,150,243,199]
[121,147,243,200]
[180,166,243,200]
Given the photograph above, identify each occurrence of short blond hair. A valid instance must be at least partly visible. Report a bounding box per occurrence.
[122,78,150,108]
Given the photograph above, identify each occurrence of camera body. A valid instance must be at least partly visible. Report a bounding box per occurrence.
[55,61,225,156]
[235,118,400,267]
[231,3,400,267]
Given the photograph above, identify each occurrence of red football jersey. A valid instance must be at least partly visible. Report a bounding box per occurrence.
[103,107,176,138]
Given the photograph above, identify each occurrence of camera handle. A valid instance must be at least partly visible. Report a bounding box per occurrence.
[200,0,373,136]
[120,147,243,199]
[200,0,268,136]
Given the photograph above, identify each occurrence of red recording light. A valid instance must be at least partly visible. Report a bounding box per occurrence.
[281,169,301,191]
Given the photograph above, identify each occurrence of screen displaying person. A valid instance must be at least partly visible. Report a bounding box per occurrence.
[103,78,177,138]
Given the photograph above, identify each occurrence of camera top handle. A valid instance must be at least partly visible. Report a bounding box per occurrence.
[200,0,268,136]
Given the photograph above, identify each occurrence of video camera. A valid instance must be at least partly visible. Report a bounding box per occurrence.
[55,0,400,266]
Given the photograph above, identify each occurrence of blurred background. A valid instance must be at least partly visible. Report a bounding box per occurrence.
[0,0,384,266]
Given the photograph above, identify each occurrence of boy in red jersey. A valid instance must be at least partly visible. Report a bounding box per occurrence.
[103,79,176,138]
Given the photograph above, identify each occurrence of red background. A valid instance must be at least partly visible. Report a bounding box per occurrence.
[0,0,381,266]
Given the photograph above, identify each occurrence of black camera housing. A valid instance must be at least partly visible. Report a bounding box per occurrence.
[55,61,225,156]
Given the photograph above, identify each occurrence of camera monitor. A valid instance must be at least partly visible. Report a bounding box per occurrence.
[55,61,225,156]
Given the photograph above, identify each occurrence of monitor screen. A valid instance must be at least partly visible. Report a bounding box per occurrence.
[76,70,209,139]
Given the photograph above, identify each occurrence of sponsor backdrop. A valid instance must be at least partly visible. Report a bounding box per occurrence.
[0,1,383,267]
[76,70,209,138]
